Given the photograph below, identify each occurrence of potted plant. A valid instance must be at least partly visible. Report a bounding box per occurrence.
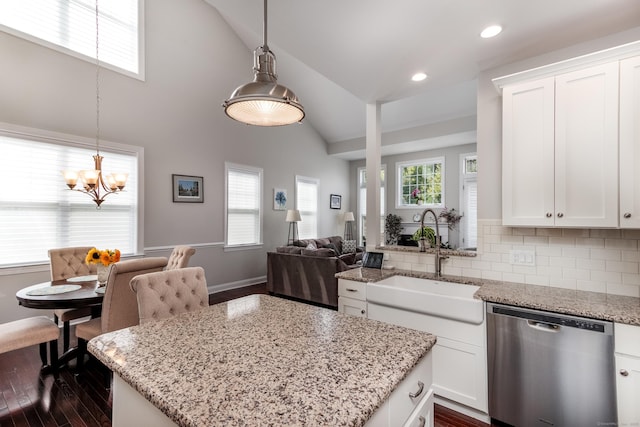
[439,207,463,230]
[384,214,403,245]
[411,226,436,247]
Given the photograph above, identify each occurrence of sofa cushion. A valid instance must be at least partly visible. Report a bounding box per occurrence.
[302,248,335,257]
[276,246,303,254]
[305,242,317,250]
[322,243,341,256]
[338,253,356,265]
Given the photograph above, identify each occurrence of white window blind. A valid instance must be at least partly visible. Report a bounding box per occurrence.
[463,179,478,249]
[226,164,262,247]
[295,176,318,239]
[0,131,140,268]
[0,0,142,77]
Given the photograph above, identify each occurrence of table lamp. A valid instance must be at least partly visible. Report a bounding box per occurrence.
[344,211,355,241]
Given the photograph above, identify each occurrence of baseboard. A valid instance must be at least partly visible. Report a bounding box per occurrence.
[434,396,490,424]
[207,276,266,294]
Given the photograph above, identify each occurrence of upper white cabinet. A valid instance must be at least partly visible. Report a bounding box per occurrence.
[502,62,620,227]
[620,56,640,228]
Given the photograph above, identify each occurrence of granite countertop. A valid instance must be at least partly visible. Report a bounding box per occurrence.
[374,245,477,257]
[88,294,436,427]
[336,268,640,326]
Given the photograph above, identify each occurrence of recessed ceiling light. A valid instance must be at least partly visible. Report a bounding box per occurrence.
[480,25,502,38]
[412,72,427,82]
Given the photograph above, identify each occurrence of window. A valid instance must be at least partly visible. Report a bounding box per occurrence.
[460,153,477,249]
[0,125,142,268]
[396,157,444,208]
[0,0,143,78]
[357,166,386,246]
[225,163,263,248]
[295,176,318,239]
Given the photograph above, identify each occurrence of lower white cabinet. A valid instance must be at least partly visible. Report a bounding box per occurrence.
[615,323,640,425]
[368,302,488,418]
[338,279,367,317]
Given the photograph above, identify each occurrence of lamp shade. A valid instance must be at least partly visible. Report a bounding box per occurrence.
[286,209,301,222]
[344,212,355,222]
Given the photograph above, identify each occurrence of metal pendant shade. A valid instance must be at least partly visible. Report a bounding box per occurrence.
[223,0,304,126]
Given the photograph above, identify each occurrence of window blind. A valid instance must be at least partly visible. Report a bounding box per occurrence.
[296,176,318,239]
[0,133,139,267]
[0,0,141,76]
[226,165,262,246]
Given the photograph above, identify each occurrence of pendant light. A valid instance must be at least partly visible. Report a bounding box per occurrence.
[61,0,128,208]
[223,0,304,126]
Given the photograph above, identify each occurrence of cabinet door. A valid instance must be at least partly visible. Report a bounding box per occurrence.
[620,56,640,228]
[338,297,367,317]
[615,354,640,425]
[554,62,619,227]
[502,77,555,226]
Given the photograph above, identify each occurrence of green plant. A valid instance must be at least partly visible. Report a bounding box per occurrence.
[411,226,436,247]
[384,214,403,245]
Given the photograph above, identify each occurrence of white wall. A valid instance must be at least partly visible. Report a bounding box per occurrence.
[0,0,350,322]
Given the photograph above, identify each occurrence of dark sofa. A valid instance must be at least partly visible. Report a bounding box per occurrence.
[267,236,362,308]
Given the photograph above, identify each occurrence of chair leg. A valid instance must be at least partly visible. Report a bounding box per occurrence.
[39,342,48,366]
[62,320,70,352]
[77,338,87,371]
[49,339,59,377]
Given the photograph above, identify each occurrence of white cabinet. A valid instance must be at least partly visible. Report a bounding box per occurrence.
[367,302,488,420]
[619,55,640,228]
[502,62,620,227]
[615,323,640,426]
[338,279,367,318]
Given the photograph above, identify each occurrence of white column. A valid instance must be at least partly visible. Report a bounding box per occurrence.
[365,102,382,250]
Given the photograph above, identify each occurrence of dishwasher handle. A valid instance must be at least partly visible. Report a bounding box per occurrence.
[527,319,560,332]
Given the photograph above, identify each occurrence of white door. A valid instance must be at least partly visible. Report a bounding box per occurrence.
[502,77,555,226]
[620,55,640,228]
[615,354,640,426]
[554,62,619,227]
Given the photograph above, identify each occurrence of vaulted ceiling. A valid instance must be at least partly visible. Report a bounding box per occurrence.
[205,0,640,159]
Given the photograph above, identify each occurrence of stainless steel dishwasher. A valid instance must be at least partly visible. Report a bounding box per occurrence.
[487,302,616,427]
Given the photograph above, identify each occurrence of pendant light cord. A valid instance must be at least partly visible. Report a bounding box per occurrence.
[95,0,101,156]
[262,0,269,53]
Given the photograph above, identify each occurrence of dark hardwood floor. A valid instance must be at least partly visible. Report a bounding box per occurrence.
[0,284,490,427]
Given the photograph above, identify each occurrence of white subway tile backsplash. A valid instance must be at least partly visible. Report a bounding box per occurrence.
[622,229,640,239]
[549,237,576,246]
[576,258,605,271]
[491,262,513,273]
[502,272,526,283]
[591,270,622,283]
[535,246,562,257]
[562,229,590,238]
[550,257,576,268]
[535,255,550,266]
[525,275,550,286]
[606,283,640,298]
[605,238,638,250]
[575,238,605,248]
[590,248,622,261]
[577,280,607,293]
[561,247,590,259]
[622,273,640,286]
[461,268,482,278]
[512,265,538,275]
[536,228,563,237]
[501,235,524,245]
[482,270,503,281]
[549,277,577,290]
[561,268,590,280]
[490,225,512,236]
[513,228,536,236]
[590,229,622,239]
[523,236,550,246]
[605,261,639,274]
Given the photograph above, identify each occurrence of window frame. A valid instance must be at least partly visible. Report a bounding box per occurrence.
[0,0,145,80]
[224,162,263,251]
[395,157,445,209]
[459,152,478,250]
[0,121,144,273]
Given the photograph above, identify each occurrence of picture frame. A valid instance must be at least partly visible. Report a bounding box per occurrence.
[172,174,203,203]
[273,188,287,210]
[330,194,341,210]
[362,252,384,269]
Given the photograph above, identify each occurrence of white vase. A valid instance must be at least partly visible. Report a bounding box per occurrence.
[97,264,109,285]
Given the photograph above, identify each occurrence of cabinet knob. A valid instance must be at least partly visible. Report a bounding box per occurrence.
[361,309,366,315]
[620,369,629,377]
[557,213,564,218]
[624,213,632,219]
[546,213,552,218]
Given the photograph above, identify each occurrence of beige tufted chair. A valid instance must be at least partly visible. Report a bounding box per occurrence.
[75,257,168,370]
[130,267,209,324]
[48,246,98,352]
[165,245,196,270]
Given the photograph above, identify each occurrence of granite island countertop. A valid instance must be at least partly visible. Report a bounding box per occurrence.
[88,294,436,427]
[336,268,640,326]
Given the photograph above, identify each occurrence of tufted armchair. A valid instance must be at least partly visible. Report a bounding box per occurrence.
[48,246,98,351]
[165,245,196,270]
[75,257,168,369]
[130,267,209,324]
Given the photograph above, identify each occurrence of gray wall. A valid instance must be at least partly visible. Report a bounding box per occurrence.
[349,143,476,248]
[0,0,350,322]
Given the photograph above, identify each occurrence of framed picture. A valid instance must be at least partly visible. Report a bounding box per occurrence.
[330,194,341,209]
[172,174,203,203]
[274,188,287,210]
[362,252,384,269]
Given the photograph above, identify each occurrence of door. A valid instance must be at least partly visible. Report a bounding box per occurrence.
[615,353,640,425]
[554,62,619,227]
[620,55,640,228]
[502,77,555,226]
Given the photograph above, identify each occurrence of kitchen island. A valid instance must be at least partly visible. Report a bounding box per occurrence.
[89,294,436,427]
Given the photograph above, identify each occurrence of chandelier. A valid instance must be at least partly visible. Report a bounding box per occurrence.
[222,0,304,126]
[61,0,128,208]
